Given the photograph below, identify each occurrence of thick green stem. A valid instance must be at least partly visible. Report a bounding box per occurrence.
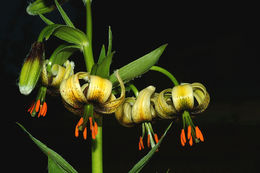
[91,117,103,173]
[84,1,103,173]
[150,66,179,86]
[86,0,92,44]
[83,45,94,72]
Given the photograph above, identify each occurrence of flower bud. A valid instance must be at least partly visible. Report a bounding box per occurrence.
[26,0,68,16]
[19,42,44,95]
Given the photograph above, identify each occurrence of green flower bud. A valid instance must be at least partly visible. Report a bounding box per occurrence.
[26,0,68,16]
[19,42,44,95]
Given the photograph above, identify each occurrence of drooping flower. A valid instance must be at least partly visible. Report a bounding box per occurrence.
[26,59,75,118]
[115,86,160,150]
[171,83,210,146]
[60,70,125,139]
[115,82,209,148]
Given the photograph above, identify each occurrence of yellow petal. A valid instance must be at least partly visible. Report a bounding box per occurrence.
[86,75,112,104]
[115,97,135,127]
[171,84,194,112]
[94,70,125,114]
[60,72,89,108]
[132,86,156,123]
[191,82,210,114]
[153,88,177,119]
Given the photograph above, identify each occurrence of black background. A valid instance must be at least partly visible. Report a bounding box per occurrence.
[2,0,259,172]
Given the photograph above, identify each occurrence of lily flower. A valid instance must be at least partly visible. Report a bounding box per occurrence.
[115,86,159,150]
[60,70,125,114]
[60,70,125,139]
[171,83,210,146]
[27,60,74,118]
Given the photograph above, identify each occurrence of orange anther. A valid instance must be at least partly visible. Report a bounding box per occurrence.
[94,122,98,137]
[42,102,47,117]
[181,135,185,146]
[139,137,144,149]
[181,129,186,143]
[83,128,87,140]
[154,133,159,143]
[35,100,40,112]
[187,126,191,140]
[89,117,93,131]
[147,134,151,148]
[28,103,34,112]
[75,126,79,137]
[29,103,35,115]
[189,137,193,146]
[77,117,84,126]
[195,126,204,142]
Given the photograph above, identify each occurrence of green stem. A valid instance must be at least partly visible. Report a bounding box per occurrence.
[129,84,139,97]
[91,117,103,173]
[83,45,94,72]
[84,1,103,173]
[86,0,92,44]
[150,66,179,86]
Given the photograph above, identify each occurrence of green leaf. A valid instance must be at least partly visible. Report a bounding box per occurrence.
[48,157,66,173]
[38,24,88,46]
[109,44,167,86]
[26,0,69,15]
[97,45,106,65]
[129,122,173,173]
[48,44,80,65]
[96,52,115,78]
[54,0,75,28]
[39,14,55,25]
[17,123,78,173]
[95,28,114,78]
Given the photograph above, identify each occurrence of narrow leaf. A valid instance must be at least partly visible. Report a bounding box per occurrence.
[129,122,173,173]
[54,0,75,28]
[96,52,115,78]
[48,44,80,66]
[39,14,55,25]
[17,123,78,173]
[107,26,112,57]
[38,24,88,46]
[109,44,167,86]
[48,157,65,173]
[97,45,106,65]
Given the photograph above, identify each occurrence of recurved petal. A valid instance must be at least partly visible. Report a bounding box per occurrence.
[172,84,194,112]
[94,70,125,114]
[132,86,156,123]
[86,75,112,104]
[50,64,66,87]
[153,88,177,119]
[191,82,210,114]
[115,97,136,127]
[60,72,89,108]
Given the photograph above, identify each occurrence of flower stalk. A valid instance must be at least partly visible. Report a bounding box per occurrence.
[84,1,103,172]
